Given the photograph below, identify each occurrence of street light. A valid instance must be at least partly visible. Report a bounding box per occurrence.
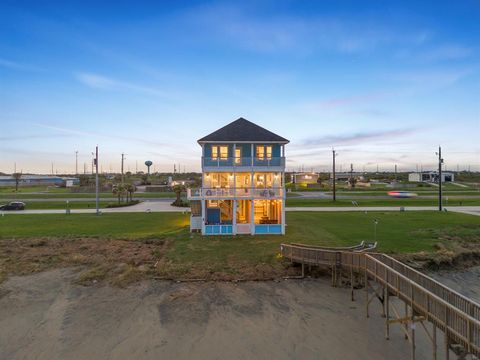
[373,219,379,243]
[435,147,444,211]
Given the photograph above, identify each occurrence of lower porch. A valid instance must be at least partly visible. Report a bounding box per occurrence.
[192,199,284,235]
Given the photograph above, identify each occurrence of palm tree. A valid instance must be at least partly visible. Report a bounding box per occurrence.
[112,184,126,204]
[172,184,185,206]
[125,183,136,202]
[13,172,22,192]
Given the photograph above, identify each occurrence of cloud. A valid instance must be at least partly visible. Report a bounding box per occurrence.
[185,4,430,54]
[396,44,473,62]
[75,72,168,98]
[0,58,42,71]
[300,128,417,147]
[0,134,72,141]
[306,92,389,110]
[31,122,168,148]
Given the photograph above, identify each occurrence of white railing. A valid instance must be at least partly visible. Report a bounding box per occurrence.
[202,157,285,168]
[187,187,283,199]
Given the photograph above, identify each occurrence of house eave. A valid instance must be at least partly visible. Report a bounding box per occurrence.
[198,140,290,145]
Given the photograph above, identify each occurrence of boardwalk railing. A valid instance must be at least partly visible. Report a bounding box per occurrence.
[280,243,480,358]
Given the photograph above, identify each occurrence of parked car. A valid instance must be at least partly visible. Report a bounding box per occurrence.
[0,201,26,210]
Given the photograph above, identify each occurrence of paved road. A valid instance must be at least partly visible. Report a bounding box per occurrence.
[286,206,480,216]
[292,191,480,200]
[2,201,480,216]
[0,197,175,202]
[0,200,187,214]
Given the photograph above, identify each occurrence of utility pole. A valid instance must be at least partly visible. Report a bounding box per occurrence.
[332,149,337,201]
[349,163,354,188]
[121,153,125,184]
[394,164,397,181]
[95,146,99,215]
[83,163,86,175]
[437,146,443,211]
[75,150,78,175]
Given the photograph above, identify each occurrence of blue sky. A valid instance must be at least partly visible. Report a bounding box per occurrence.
[1,0,479,173]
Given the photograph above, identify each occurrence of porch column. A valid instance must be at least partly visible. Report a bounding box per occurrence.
[201,199,206,235]
[201,144,205,172]
[282,171,286,235]
[251,144,254,166]
[250,199,255,235]
[233,199,237,235]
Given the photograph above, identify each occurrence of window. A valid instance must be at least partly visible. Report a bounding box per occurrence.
[256,146,265,160]
[220,146,228,160]
[266,146,272,160]
[256,145,273,160]
[212,145,228,160]
[235,148,241,164]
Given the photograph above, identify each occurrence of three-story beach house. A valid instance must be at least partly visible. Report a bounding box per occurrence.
[187,118,289,235]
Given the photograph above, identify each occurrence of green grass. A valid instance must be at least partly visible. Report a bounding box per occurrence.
[0,191,175,199]
[0,213,188,239]
[22,201,111,210]
[286,198,480,207]
[1,212,479,254]
[1,211,479,281]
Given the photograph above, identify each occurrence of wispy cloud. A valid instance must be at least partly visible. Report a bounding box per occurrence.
[0,58,42,71]
[305,92,389,110]
[31,122,169,148]
[300,128,417,148]
[185,4,431,54]
[396,44,474,62]
[75,72,169,98]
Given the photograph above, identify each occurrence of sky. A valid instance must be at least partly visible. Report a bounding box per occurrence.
[0,0,479,174]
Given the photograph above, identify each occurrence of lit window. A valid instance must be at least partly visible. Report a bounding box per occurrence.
[220,146,228,160]
[266,146,272,160]
[235,148,241,164]
[212,146,218,160]
[256,146,265,160]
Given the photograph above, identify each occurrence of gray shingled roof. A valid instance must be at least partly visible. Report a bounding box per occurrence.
[197,117,289,143]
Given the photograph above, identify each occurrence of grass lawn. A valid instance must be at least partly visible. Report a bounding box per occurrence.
[0,191,176,199]
[1,211,479,283]
[23,201,112,210]
[286,198,480,207]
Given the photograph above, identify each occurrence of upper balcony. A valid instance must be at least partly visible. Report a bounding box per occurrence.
[187,187,284,200]
[202,156,285,171]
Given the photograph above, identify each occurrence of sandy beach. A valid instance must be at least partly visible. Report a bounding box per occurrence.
[2,267,473,360]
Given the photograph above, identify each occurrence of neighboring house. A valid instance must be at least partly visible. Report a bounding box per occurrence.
[408,171,454,183]
[0,175,80,187]
[292,172,319,185]
[187,117,289,235]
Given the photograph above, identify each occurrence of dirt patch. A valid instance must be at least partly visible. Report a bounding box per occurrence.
[0,237,171,286]
[0,237,298,285]
[397,227,480,270]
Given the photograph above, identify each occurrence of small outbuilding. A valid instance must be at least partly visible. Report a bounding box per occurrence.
[292,172,319,185]
[408,171,454,183]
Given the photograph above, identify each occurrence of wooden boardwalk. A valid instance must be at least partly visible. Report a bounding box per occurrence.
[280,243,480,359]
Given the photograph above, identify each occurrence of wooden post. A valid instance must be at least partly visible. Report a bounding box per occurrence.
[385,289,390,340]
[404,303,409,340]
[365,266,369,318]
[432,324,437,360]
[350,265,354,301]
[381,286,386,317]
[445,307,450,360]
[411,310,416,360]
[301,263,305,278]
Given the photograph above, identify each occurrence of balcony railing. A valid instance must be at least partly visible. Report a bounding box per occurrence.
[187,187,284,199]
[202,157,285,168]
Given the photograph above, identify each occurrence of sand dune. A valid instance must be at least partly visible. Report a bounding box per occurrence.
[0,268,453,359]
